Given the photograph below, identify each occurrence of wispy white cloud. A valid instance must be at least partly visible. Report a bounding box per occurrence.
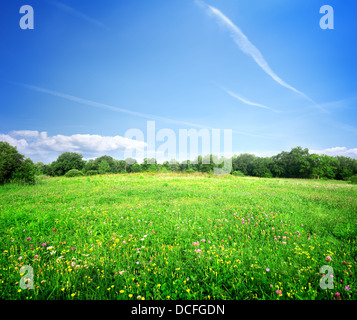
[310,147,357,158]
[197,1,326,112]
[49,0,109,30]
[224,88,279,113]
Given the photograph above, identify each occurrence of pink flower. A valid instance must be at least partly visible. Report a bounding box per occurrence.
[345,285,351,291]
[266,268,270,272]
[194,249,202,253]
[41,243,46,246]
[192,241,199,246]
[201,239,206,242]
[119,271,125,275]
[26,237,31,241]
[334,292,341,300]
[282,242,286,245]
[18,256,22,260]
[326,256,332,262]
[71,262,76,267]
[275,290,282,296]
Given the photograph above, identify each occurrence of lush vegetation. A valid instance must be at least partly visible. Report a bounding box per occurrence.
[32,147,357,183]
[0,141,35,185]
[0,173,356,300]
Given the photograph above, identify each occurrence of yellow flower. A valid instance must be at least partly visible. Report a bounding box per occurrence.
[120,290,124,293]
[141,297,145,300]
[128,294,133,298]
[186,289,190,293]
[157,284,161,288]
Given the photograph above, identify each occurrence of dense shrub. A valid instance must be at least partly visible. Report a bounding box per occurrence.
[0,141,35,184]
[349,175,357,185]
[65,169,84,178]
[86,170,98,176]
[11,158,36,184]
[232,170,245,177]
[51,152,85,176]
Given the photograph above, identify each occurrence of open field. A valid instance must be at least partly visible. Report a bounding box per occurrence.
[0,173,356,300]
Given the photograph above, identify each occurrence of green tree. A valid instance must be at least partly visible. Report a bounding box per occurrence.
[94,156,115,173]
[98,160,111,174]
[131,163,142,173]
[51,152,85,176]
[308,154,338,179]
[34,161,45,175]
[0,141,35,184]
[232,153,256,176]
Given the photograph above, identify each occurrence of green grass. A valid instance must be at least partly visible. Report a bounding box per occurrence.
[0,173,356,300]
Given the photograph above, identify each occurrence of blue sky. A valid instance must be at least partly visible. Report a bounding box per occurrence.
[1,0,357,163]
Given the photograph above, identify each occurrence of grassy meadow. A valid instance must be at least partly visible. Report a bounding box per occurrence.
[0,173,356,300]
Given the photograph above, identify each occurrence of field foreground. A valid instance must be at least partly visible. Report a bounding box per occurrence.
[0,173,356,300]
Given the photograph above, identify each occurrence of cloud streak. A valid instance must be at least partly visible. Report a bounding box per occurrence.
[224,89,279,113]
[49,0,109,30]
[9,81,270,139]
[197,1,325,111]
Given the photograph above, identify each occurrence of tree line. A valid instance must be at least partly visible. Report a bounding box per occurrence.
[1,141,357,184]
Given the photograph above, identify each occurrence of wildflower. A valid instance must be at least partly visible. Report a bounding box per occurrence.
[282,242,286,245]
[71,247,76,250]
[194,249,202,253]
[266,268,270,272]
[275,290,282,296]
[128,294,133,298]
[345,285,351,291]
[71,262,76,267]
[136,261,139,265]
[34,255,39,259]
[334,292,341,300]
[18,256,22,261]
[47,246,53,250]
[120,290,124,293]
[26,237,31,241]
[326,256,332,262]
[119,271,125,275]
[192,241,199,246]
[41,243,46,247]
